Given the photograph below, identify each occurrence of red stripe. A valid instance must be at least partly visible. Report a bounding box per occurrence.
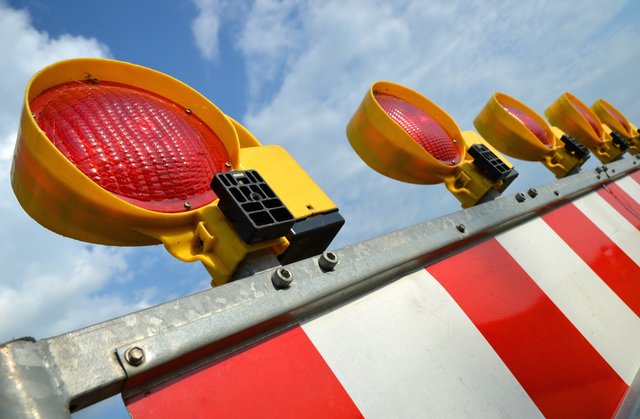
[597,183,640,229]
[543,203,640,317]
[427,239,627,418]
[126,327,362,419]
[631,171,640,184]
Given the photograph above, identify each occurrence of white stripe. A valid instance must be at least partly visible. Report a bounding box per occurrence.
[616,176,640,203]
[302,270,542,418]
[497,217,640,384]
[574,192,640,266]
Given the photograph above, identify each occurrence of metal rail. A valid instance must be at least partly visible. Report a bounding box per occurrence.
[1,155,639,418]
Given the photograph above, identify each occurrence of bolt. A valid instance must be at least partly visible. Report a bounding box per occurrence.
[456,224,466,233]
[636,154,640,160]
[272,267,293,289]
[185,108,192,115]
[527,188,538,198]
[597,175,602,179]
[611,169,616,173]
[318,251,339,271]
[602,165,609,172]
[184,201,192,210]
[595,167,603,173]
[125,347,145,367]
[515,192,526,203]
[225,162,232,169]
[554,190,560,196]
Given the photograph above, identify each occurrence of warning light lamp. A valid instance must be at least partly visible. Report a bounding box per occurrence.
[12,58,344,286]
[347,81,518,208]
[545,92,627,163]
[590,98,640,155]
[474,93,590,178]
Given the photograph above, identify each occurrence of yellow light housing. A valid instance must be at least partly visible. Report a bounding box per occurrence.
[12,58,341,285]
[347,81,518,208]
[545,92,626,163]
[474,93,590,178]
[591,98,639,155]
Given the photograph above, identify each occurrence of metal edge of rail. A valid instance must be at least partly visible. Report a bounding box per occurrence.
[1,155,639,418]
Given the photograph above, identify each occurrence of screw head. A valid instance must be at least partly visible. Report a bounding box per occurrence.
[515,192,526,203]
[319,251,339,271]
[554,190,560,196]
[184,201,192,210]
[225,162,233,169]
[185,108,192,115]
[272,267,293,289]
[527,188,538,198]
[125,347,145,367]
[456,224,466,233]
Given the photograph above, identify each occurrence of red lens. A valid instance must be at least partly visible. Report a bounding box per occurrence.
[502,104,552,147]
[603,103,630,133]
[374,93,460,165]
[30,81,230,212]
[568,96,602,137]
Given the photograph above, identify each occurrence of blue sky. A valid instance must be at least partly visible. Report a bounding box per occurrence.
[0,0,639,417]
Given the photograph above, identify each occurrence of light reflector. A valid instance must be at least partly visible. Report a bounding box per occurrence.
[502,104,552,147]
[374,93,460,165]
[30,81,230,212]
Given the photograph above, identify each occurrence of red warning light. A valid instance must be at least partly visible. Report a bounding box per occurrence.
[374,93,460,165]
[567,95,602,137]
[501,104,552,147]
[30,81,230,212]
[602,102,631,133]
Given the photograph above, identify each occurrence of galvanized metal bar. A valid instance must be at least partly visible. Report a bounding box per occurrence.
[617,367,640,419]
[1,156,638,417]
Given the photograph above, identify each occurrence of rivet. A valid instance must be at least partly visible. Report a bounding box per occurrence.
[272,267,293,289]
[527,188,538,198]
[515,192,526,202]
[125,347,145,367]
[225,162,232,169]
[185,108,192,115]
[184,201,192,210]
[456,224,466,233]
[318,251,339,271]
[554,190,560,196]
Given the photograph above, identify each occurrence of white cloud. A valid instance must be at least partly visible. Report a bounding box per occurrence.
[191,0,223,61]
[0,4,156,342]
[238,0,639,246]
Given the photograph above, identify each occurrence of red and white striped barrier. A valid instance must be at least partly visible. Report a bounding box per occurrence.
[127,173,640,418]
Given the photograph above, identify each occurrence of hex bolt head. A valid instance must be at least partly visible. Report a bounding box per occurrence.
[318,251,339,271]
[602,165,609,172]
[515,192,526,203]
[272,267,293,289]
[125,347,145,367]
[595,167,603,173]
[456,224,466,233]
[527,188,538,198]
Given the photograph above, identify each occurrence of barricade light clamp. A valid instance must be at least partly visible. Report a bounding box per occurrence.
[347,81,518,208]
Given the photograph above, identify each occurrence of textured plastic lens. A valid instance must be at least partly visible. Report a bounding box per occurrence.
[374,93,460,165]
[603,103,630,133]
[568,97,602,137]
[30,81,230,212]
[502,104,552,147]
